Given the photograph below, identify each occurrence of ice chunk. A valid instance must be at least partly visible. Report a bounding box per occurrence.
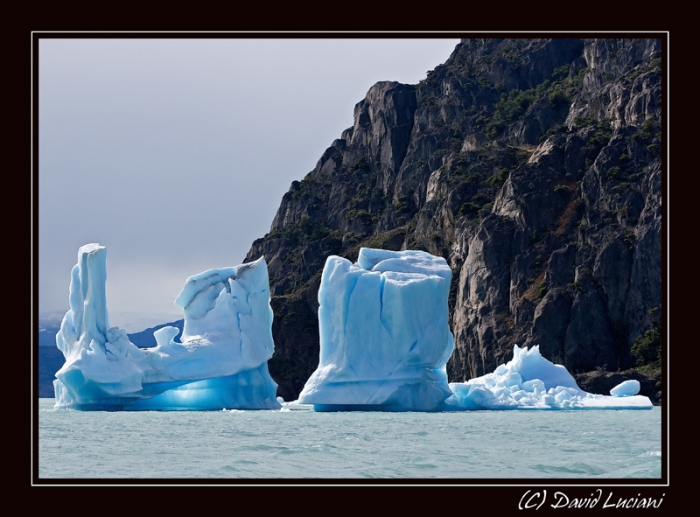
[125,363,279,411]
[610,379,641,397]
[298,248,454,411]
[443,345,653,410]
[53,244,280,410]
[507,343,579,390]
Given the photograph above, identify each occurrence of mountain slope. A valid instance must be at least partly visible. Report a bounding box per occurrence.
[245,37,663,402]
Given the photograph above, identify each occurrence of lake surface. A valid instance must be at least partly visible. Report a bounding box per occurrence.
[37,399,662,480]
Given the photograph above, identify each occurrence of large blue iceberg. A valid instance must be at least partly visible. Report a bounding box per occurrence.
[53,244,281,410]
[298,247,652,411]
[298,248,455,411]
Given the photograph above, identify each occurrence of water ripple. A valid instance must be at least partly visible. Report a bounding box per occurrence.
[38,400,662,479]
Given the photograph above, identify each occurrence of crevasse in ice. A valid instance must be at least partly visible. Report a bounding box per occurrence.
[53,243,281,410]
[298,248,455,411]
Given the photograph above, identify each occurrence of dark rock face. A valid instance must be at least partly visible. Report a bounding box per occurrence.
[245,38,663,401]
[268,294,321,402]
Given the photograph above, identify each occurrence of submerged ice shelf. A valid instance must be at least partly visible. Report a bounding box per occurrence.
[53,244,280,410]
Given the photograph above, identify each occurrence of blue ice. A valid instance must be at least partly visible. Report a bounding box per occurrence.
[444,345,652,410]
[298,247,652,412]
[53,244,280,410]
[298,248,455,411]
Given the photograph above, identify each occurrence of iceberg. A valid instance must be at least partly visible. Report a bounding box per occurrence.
[610,379,641,397]
[444,345,653,410]
[298,248,455,411]
[53,244,281,410]
[296,247,652,412]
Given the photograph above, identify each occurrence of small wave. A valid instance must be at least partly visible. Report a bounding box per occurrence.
[532,463,605,476]
[594,463,661,478]
[640,450,662,457]
[245,444,289,452]
[232,459,258,465]
[412,462,439,469]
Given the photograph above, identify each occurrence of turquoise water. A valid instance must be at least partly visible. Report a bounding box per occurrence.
[37,399,662,479]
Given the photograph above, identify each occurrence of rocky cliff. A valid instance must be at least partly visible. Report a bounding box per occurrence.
[245,38,663,403]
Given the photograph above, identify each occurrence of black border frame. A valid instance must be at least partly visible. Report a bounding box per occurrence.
[30,31,670,506]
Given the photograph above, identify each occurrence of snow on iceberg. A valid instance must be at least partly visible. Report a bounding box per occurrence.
[443,345,652,410]
[610,379,641,397]
[53,244,281,410]
[298,248,455,411]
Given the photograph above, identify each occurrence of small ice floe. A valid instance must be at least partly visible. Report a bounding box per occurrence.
[444,345,653,410]
[610,379,641,397]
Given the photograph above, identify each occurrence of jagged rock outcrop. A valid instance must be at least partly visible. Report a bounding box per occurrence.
[245,38,663,402]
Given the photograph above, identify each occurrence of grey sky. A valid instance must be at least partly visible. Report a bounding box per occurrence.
[38,38,460,330]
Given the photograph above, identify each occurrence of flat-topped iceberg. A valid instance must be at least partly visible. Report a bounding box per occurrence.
[298,248,455,411]
[53,244,281,410]
[444,345,652,410]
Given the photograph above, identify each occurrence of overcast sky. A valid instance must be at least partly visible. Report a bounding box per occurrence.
[38,38,460,330]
